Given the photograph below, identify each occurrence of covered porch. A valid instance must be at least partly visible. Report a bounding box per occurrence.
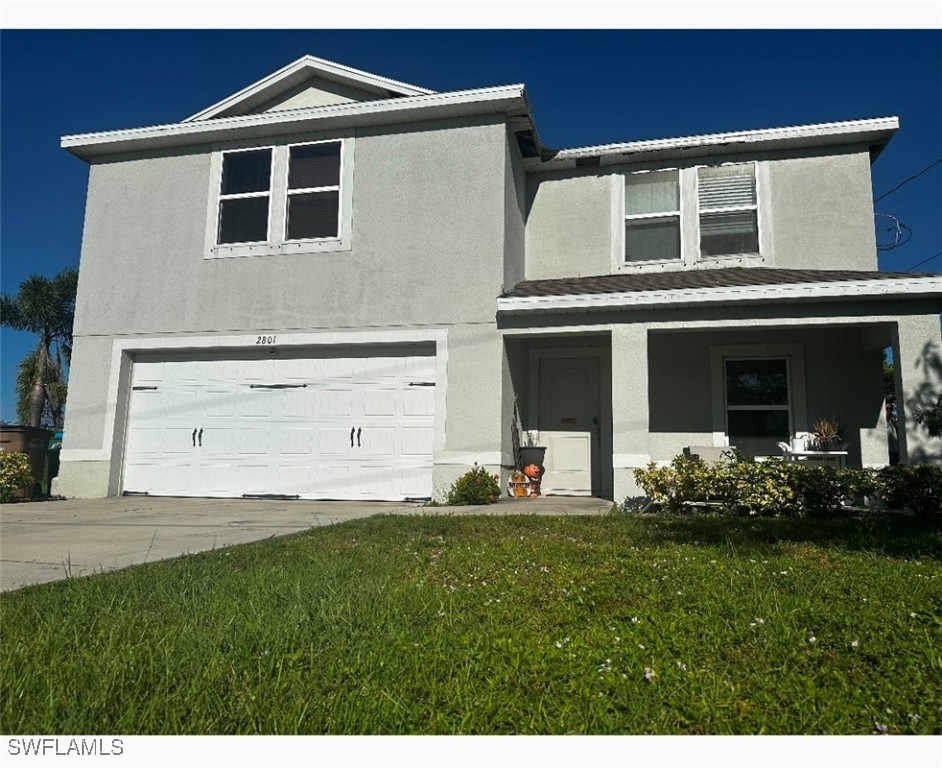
[498,269,942,502]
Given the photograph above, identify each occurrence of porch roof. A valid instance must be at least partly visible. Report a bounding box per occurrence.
[498,267,942,314]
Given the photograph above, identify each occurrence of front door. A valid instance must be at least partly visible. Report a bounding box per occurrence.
[538,357,600,495]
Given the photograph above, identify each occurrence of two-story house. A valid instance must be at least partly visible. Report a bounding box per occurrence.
[56,55,942,503]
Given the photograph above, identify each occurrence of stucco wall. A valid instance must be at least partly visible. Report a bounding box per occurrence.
[74,116,509,338]
[525,173,614,280]
[767,150,877,271]
[524,147,878,278]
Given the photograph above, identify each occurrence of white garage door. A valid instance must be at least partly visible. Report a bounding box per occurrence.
[121,347,436,500]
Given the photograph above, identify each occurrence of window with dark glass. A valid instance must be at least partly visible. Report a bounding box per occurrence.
[286,142,341,240]
[725,358,790,442]
[216,149,272,244]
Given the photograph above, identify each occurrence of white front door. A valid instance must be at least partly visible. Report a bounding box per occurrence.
[538,356,601,496]
[121,348,436,501]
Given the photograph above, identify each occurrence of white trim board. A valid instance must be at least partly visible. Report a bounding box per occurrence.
[497,276,942,315]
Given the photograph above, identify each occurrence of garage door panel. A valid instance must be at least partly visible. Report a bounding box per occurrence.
[239,463,273,495]
[203,389,236,418]
[200,463,236,496]
[403,355,436,381]
[240,390,273,418]
[238,428,270,455]
[361,388,397,417]
[240,358,276,382]
[321,358,355,380]
[316,463,353,498]
[318,427,354,456]
[359,427,395,457]
[280,427,314,455]
[277,464,312,496]
[282,389,315,418]
[402,388,434,416]
[401,427,434,456]
[201,427,235,456]
[317,389,353,418]
[123,348,436,500]
[357,463,396,498]
[161,427,197,454]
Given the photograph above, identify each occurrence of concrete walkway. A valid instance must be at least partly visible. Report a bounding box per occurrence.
[0,495,613,592]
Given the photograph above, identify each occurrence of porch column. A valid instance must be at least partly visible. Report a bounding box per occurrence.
[892,314,942,464]
[611,324,650,501]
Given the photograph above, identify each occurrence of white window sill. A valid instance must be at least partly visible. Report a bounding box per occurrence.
[205,238,351,260]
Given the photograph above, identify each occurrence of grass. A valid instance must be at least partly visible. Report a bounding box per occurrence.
[2,513,941,734]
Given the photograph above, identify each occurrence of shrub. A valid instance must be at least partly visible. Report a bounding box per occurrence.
[723,460,799,516]
[634,454,723,512]
[787,465,873,516]
[0,450,34,502]
[445,464,501,506]
[876,465,942,519]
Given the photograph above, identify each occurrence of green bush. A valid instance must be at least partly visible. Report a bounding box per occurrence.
[634,454,890,517]
[724,460,799,516]
[633,454,716,511]
[445,464,501,506]
[0,450,34,502]
[787,465,875,516]
[876,465,942,519]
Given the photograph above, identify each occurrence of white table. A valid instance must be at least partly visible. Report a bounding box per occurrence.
[780,450,848,468]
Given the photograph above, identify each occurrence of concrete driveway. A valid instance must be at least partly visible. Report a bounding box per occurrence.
[1,495,613,592]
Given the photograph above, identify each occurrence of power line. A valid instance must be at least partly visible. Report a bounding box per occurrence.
[905,250,942,272]
[874,158,942,203]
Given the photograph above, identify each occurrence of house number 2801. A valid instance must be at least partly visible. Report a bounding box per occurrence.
[256,335,277,345]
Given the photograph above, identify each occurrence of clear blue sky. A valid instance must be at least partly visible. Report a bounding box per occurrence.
[1,29,941,424]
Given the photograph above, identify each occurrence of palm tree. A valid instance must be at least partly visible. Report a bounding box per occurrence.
[1,268,77,429]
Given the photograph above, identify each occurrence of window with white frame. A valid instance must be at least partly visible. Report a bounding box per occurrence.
[724,357,791,450]
[698,163,758,258]
[624,171,681,263]
[217,148,273,245]
[212,140,345,252]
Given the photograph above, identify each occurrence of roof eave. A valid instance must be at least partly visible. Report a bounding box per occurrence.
[526,117,900,172]
[61,84,530,161]
[497,275,942,315]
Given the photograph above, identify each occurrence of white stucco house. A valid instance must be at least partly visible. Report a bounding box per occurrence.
[55,55,942,503]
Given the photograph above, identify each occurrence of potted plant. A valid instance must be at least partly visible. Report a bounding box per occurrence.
[518,429,547,470]
[809,417,843,451]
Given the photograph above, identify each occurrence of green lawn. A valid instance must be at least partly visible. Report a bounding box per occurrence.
[2,513,940,734]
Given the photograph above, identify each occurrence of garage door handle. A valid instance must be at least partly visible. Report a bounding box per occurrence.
[198,428,203,447]
[357,427,362,447]
[350,427,355,448]
[192,428,197,447]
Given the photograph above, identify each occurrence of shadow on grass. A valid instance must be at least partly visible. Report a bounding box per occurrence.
[625,513,942,559]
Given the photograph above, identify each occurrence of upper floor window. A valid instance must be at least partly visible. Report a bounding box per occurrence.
[208,139,351,258]
[624,171,681,263]
[698,163,758,258]
[217,148,273,245]
[286,142,341,240]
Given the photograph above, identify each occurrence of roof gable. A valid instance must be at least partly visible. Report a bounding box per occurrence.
[185,55,436,122]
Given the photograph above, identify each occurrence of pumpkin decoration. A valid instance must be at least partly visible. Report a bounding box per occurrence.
[523,463,542,480]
